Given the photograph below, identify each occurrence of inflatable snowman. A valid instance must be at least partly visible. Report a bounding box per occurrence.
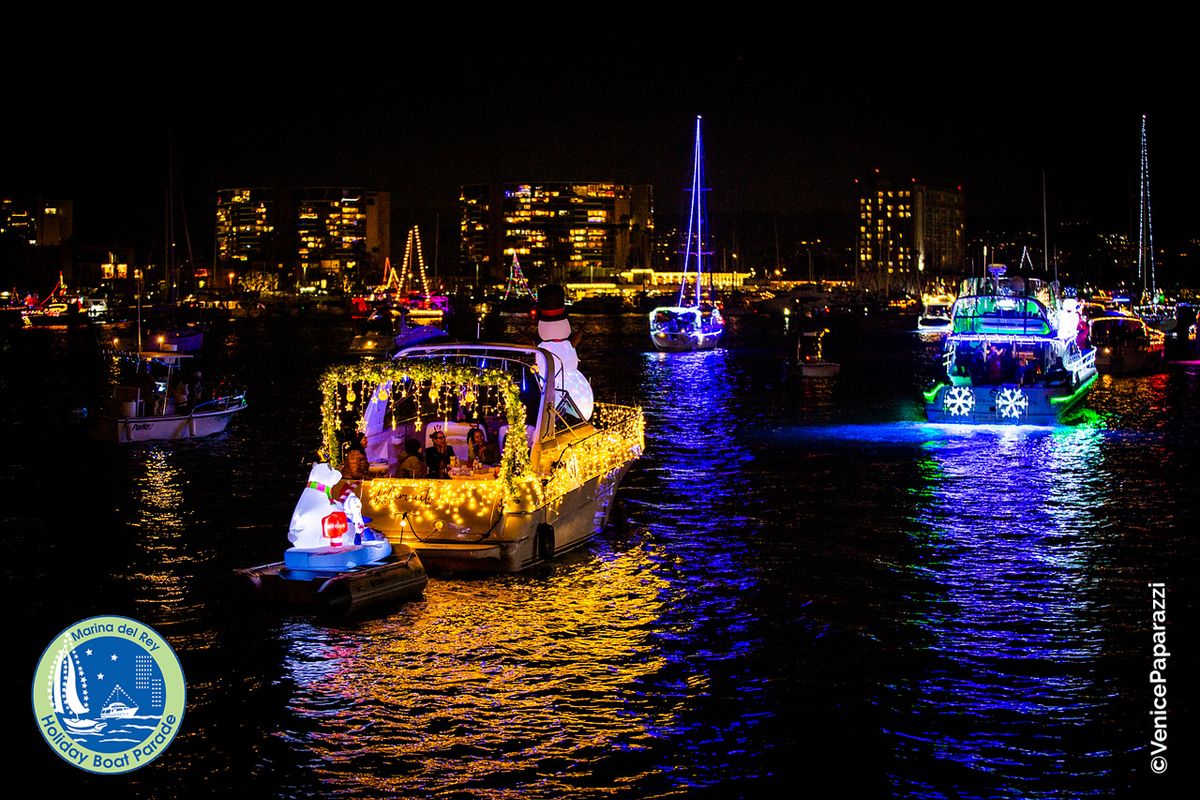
[536,284,593,421]
[288,463,344,548]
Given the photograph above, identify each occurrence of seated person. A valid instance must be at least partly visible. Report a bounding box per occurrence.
[465,427,500,466]
[343,430,369,480]
[396,438,428,479]
[425,429,452,479]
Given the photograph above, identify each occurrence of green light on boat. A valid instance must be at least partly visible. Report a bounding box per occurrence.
[922,383,946,403]
[1050,373,1098,405]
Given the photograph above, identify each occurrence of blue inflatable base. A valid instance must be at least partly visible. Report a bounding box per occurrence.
[283,540,393,574]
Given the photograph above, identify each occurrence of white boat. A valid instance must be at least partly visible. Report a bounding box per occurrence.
[924,267,1097,425]
[92,351,246,442]
[797,329,840,377]
[317,342,644,572]
[916,292,955,333]
[100,686,138,719]
[650,115,725,352]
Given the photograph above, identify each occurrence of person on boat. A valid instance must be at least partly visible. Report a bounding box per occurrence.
[343,431,369,480]
[425,429,452,479]
[465,427,499,467]
[135,362,159,413]
[189,371,206,405]
[985,345,1004,384]
[171,376,189,413]
[396,438,428,479]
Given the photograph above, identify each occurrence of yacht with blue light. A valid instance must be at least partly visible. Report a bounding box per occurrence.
[923,267,1096,425]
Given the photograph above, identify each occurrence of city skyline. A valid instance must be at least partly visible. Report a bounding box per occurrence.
[5,37,1195,258]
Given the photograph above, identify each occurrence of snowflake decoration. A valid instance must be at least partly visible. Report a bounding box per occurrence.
[995,387,1029,419]
[942,386,975,416]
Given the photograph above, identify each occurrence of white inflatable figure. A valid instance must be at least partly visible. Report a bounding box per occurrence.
[338,491,377,544]
[536,284,594,420]
[288,463,343,548]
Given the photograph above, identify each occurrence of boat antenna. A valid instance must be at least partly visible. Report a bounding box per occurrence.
[1042,170,1056,285]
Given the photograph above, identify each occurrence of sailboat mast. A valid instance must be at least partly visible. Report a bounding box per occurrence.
[694,116,705,307]
[1138,113,1155,298]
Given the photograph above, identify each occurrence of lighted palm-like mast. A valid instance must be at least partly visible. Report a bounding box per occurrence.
[1138,113,1155,299]
[677,115,712,308]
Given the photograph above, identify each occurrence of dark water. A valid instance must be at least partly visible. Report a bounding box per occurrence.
[5,313,1197,798]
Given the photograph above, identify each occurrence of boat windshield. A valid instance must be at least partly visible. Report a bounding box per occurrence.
[1091,317,1151,345]
[950,295,1052,336]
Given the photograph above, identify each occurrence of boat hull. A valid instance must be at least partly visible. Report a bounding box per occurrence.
[236,549,428,616]
[799,362,840,378]
[93,403,245,442]
[650,330,723,352]
[381,463,630,573]
[924,379,1094,425]
[1095,347,1164,375]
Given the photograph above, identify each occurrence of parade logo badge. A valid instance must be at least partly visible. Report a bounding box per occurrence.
[31,615,186,773]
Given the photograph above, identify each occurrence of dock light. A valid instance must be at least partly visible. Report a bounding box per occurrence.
[322,511,349,547]
[1103,347,1112,355]
[365,340,375,349]
[158,335,165,345]
[112,337,119,347]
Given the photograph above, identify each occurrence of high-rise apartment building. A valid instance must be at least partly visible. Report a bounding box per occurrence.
[460,182,653,283]
[215,188,389,288]
[857,175,964,292]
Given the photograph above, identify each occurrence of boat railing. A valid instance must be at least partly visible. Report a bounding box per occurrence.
[541,403,644,501]
[191,393,247,415]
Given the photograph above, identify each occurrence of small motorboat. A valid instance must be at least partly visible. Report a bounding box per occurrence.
[797,329,840,377]
[92,351,247,443]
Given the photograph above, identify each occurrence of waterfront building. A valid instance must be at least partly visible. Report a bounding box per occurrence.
[216,188,389,290]
[460,182,653,284]
[856,173,964,293]
[0,197,74,287]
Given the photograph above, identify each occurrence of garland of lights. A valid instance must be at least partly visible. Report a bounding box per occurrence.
[319,360,530,494]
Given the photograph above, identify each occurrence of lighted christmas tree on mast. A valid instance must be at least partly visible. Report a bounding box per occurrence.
[503,253,535,301]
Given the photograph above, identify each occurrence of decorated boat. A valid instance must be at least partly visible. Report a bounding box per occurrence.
[923,268,1096,425]
[650,115,725,352]
[797,329,840,377]
[1090,311,1165,374]
[314,341,643,572]
[916,291,955,334]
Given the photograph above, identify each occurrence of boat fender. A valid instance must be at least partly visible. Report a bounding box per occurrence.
[536,522,555,560]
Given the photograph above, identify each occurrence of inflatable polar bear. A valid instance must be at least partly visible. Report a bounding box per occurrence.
[288,463,344,548]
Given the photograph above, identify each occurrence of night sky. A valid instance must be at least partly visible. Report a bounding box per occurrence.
[5,29,1195,254]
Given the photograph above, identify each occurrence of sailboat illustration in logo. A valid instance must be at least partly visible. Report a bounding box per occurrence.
[50,642,107,735]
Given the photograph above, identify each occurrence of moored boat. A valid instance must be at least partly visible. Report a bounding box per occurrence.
[923,269,1096,425]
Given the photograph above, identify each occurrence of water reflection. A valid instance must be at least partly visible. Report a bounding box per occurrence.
[277,546,671,797]
[887,426,1117,798]
[127,445,214,634]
